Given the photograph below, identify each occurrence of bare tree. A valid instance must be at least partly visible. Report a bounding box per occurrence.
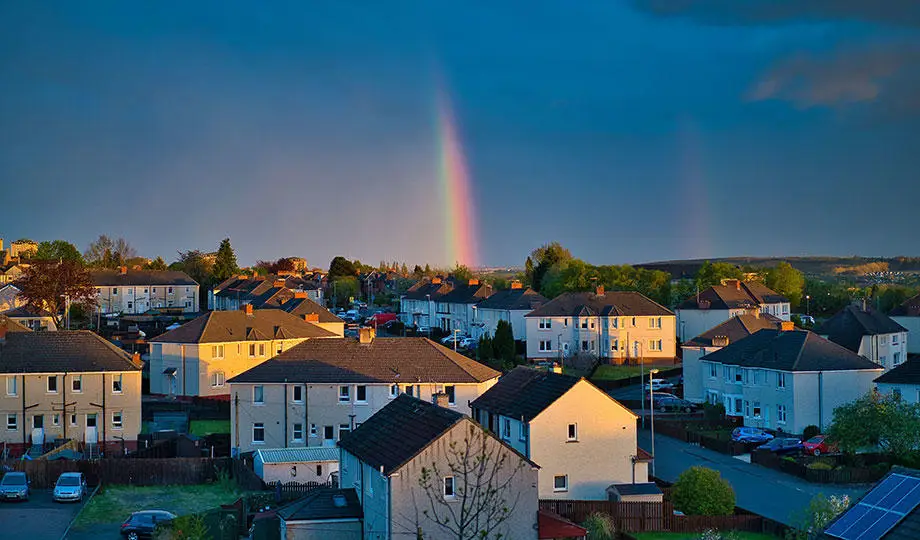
[416,423,527,540]
[84,235,137,268]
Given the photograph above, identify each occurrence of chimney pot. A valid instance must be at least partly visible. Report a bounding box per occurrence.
[781,321,795,331]
[468,278,479,286]
[596,285,605,296]
[132,352,141,365]
[359,327,375,344]
[303,313,319,323]
[510,280,523,290]
[273,280,286,288]
[243,304,254,315]
[431,277,442,285]
[119,266,128,275]
[293,291,308,299]
[433,392,449,409]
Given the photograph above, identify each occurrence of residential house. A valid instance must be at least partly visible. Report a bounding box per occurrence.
[226,329,501,454]
[471,282,547,342]
[278,488,363,540]
[0,315,31,334]
[675,280,790,342]
[698,326,882,433]
[1,306,58,331]
[875,358,920,404]
[524,287,676,363]
[681,313,782,403]
[471,366,654,501]
[91,267,199,314]
[277,294,345,337]
[815,304,908,370]
[399,277,453,330]
[0,329,143,457]
[890,293,920,354]
[253,446,339,484]
[433,279,493,336]
[148,306,337,398]
[0,284,23,312]
[338,394,539,540]
[0,263,28,285]
[211,275,324,311]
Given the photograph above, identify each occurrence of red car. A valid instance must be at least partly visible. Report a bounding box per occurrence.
[803,435,837,456]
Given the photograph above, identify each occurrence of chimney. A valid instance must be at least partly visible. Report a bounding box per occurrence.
[781,321,795,331]
[303,313,319,323]
[132,352,142,365]
[359,327,375,344]
[432,392,449,409]
[431,277,442,285]
[273,280,286,288]
[697,299,711,310]
[712,336,729,347]
[468,278,479,286]
[596,285,605,296]
[510,280,523,290]
[723,279,741,290]
[119,266,128,275]
[293,291,308,299]
[243,304,254,315]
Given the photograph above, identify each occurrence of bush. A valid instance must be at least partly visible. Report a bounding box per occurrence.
[802,425,821,441]
[702,403,726,425]
[582,512,615,540]
[672,466,736,516]
[807,461,833,471]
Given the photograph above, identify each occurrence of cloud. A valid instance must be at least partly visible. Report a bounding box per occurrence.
[747,44,920,113]
[630,0,920,27]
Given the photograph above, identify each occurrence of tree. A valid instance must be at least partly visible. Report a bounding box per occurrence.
[477,335,494,364]
[212,238,239,281]
[330,276,360,308]
[84,235,136,268]
[765,262,805,308]
[413,265,424,279]
[450,264,474,283]
[787,494,850,540]
[424,263,432,276]
[33,240,85,264]
[529,242,573,292]
[695,261,743,290]
[174,250,214,310]
[16,260,97,328]
[146,256,168,270]
[329,256,357,280]
[671,466,735,516]
[582,513,615,540]
[493,320,515,364]
[415,423,528,540]
[828,391,920,456]
[524,256,535,287]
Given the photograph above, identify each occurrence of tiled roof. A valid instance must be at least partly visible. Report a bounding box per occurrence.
[277,488,362,522]
[890,293,920,317]
[278,297,342,323]
[526,291,673,318]
[402,280,453,301]
[477,287,547,311]
[874,358,920,385]
[0,331,141,373]
[471,367,607,421]
[256,447,339,464]
[1,305,55,318]
[610,482,662,496]
[438,283,493,305]
[227,337,500,384]
[149,309,337,344]
[337,395,466,475]
[247,287,293,309]
[89,269,198,287]
[815,305,907,353]
[683,314,782,348]
[677,281,787,311]
[700,329,882,372]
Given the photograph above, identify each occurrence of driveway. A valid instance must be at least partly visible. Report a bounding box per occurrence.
[0,489,85,540]
[641,430,868,525]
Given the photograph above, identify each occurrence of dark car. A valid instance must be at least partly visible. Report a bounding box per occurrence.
[0,471,30,502]
[757,437,804,455]
[121,510,177,540]
[654,396,698,413]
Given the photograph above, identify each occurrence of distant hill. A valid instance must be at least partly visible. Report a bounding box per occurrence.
[636,256,920,280]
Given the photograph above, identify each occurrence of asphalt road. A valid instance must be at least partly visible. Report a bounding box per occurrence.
[0,489,85,540]
[640,430,868,525]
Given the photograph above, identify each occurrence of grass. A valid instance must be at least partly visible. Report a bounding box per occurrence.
[74,483,241,528]
[634,533,780,540]
[189,419,231,436]
[591,365,647,380]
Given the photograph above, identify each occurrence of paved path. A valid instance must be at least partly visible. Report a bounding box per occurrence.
[640,430,867,525]
[0,489,84,540]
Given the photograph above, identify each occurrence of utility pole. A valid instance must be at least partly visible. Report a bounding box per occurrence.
[233,392,240,457]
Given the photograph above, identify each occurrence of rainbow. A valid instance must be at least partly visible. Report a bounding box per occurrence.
[436,86,479,268]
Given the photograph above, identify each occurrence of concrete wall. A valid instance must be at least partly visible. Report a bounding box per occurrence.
[681,346,720,403]
[282,519,362,540]
[474,308,531,343]
[676,309,734,344]
[95,283,199,314]
[877,382,920,404]
[526,315,677,362]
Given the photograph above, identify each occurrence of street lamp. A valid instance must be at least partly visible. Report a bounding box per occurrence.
[649,368,660,477]
[806,295,811,316]
[635,341,645,428]
[453,329,460,352]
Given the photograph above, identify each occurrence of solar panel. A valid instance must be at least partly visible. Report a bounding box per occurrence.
[826,504,869,537]
[892,481,920,514]
[826,473,920,540]
[856,511,902,540]
[878,476,920,508]
[861,475,905,506]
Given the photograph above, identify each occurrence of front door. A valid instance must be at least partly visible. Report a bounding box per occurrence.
[323,426,335,447]
[85,413,98,443]
[32,415,44,446]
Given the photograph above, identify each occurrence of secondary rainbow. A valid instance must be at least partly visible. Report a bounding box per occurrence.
[436,87,479,268]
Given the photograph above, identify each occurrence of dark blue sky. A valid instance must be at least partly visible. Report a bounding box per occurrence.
[2,1,918,267]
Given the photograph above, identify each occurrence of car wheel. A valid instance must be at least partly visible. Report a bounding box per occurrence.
[128,532,139,540]
[813,449,821,456]
[660,406,667,413]
[684,407,692,413]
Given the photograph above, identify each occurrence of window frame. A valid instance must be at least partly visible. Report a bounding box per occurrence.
[210,371,226,388]
[112,411,123,430]
[445,385,456,406]
[252,422,265,444]
[355,385,368,404]
[6,413,17,431]
[112,374,123,394]
[292,385,303,403]
[47,375,58,394]
[292,423,304,442]
[72,375,82,393]
[339,385,351,403]
[6,376,18,397]
[553,475,568,492]
[567,423,578,442]
[253,385,265,405]
[443,476,456,499]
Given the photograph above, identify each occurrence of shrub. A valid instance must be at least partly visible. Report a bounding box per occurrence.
[672,466,736,516]
[802,425,821,441]
[807,461,833,470]
[702,403,726,425]
[699,529,739,540]
[582,513,615,540]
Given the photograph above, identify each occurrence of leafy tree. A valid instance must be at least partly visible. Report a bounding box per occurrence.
[787,494,850,540]
[412,264,424,278]
[330,276,360,308]
[695,261,743,290]
[256,257,296,275]
[828,391,920,456]
[493,320,515,363]
[33,240,85,264]
[400,262,409,275]
[524,256,535,287]
[671,466,735,516]
[84,235,136,268]
[873,285,918,313]
[802,425,821,441]
[16,260,97,328]
[539,259,672,305]
[212,238,239,281]
[174,251,214,309]
[529,241,573,292]
[803,278,853,317]
[477,335,494,363]
[145,256,168,271]
[450,264,474,283]
[765,262,806,308]
[424,263,432,276]
[328,256,357,280]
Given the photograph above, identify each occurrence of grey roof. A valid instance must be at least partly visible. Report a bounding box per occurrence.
[437,282,493,305]
[0,331,141,374]
[890,293,920,317]
[526,291,673,318]
[683,314,782,348]
[256,447,339,464]
[700,329,882,372]
[2,306,55,319]
[874,358,920,385]
[610,483,662,496]
[227,337,500,384]
[337,395,468,475]
[476,287,547,311]
[277,488,362,522]
[89,269,198,287]
[678,281,787,310]
[815,305,907,353]
[401,280,453,301]
[278,297,342,323]
[149,309,337,344]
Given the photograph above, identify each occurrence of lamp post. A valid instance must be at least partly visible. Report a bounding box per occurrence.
[636,341,645,428]
[806,295,811,317]
[453,329,460,352]
[649,368,660,477]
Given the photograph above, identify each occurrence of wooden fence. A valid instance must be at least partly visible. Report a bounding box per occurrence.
[654,420,751,456]
[539,500,766,534]
[0,457,229,489]
[751,450,889,484]
[263,480,337,502]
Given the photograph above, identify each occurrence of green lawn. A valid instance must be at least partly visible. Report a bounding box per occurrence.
[189,419,231,436]
[75,484,241,527]
[592,365,647,381]
[634,533,779,540]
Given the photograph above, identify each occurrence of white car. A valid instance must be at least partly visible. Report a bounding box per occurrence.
[645,379,675,392]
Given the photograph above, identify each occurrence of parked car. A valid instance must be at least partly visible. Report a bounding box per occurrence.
[0,471,30,502]
[458,337,477,349]
[440,334,468,345]
[646,392,679,403]
[121,510,177,540]
[53,472,87,503]
[757,437,804,455]
[803,435,838,456]
[654,396,698,413]
[731,427,774,444]
[367,312,399,326]
[645,379,675,391]
[799,315,816,326]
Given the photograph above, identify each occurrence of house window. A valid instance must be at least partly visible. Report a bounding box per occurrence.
[253,385,264,404]
[709,364,718,379]
[567,423,578,441]
[310,424,317,437]
[404,385,414,397]
[581,340,588,351]
[70,414,78,427]
[112,288,118,295]
[735,369,742,383]
[168,287,173,294]
[632,317,637,327]
[339,424,351,439]
[777,405,787,424]
[581,319,588,329]
[259,344,266,356]
[538,318,552,329]
[648,340,662,352]
[152,287,156,293]
[881,355,887,367]
[893,334,900,345]
[6,414,16,431]
[144,288,148,293]
[520,422,529,441]
[443,476,456,498]
[612,318,618,329]
[445,385,456,406]
[249,344,256,357]
[753,402,762,418]
[292,385,303,403]
[47,376,58,394]
[72,376,82,393]
[324,425,334,441]
[339,386,350,402]
[894,352,902,365]
[252,423,265,443]
[211,345,224,359]
[777,372,786,389]
[127,301,133,310]
[389,384,399,398]
[723,366,730,382]
[5,376,17,396]
[112,374,123,393]
[112,411,123,430]
[649,317,662,329]
[276,342,283,355]
[502,418,511,439]
[553,475,568,492]
[881,335,888,345]
[292,423,303,442]
[210,372,226,388]
[612,339,619,351]
[355,385,367,403]
[744,400,751,417]
[539,340,553,352]
[52,414,60,426]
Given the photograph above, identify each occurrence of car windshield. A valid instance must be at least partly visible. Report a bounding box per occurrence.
[806,436,824,444]
[58,477,81,486]
[1,474,26,486]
